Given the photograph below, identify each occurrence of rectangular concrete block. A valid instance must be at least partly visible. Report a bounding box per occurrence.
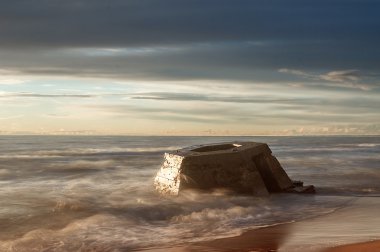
[154,142,313,196]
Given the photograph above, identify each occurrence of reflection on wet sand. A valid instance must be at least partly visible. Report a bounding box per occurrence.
[325,240,380,252]
[138,223,292,252]
[193,223,291,252]
[141,197,380,252]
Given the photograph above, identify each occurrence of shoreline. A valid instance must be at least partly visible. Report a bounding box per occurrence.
[140,196,380,252]
[326,240,380,252]
[140,232,380,252]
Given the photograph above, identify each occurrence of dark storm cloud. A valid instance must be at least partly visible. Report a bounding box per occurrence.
[1,41,380,85]
[0,0,379,83]
[0,0,380,47]
[1,0,379,48]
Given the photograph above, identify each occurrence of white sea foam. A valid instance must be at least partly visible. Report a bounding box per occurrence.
[358,143,379,147]
[171,206,262,223]
[336,143,380,148]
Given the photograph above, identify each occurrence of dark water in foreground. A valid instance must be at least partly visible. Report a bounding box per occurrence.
[0,136,379,251]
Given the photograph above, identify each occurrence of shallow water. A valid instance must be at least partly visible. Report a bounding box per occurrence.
[0,136,379,251]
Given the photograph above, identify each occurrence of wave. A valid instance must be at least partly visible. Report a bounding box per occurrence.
[358,143,380,147]
[1,136,379,251]
[48,160,117,171]
[0,169,10,177]
[0,191,351,251]
[0,146,180,159]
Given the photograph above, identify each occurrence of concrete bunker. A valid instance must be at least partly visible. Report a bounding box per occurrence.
[154,141,315,196]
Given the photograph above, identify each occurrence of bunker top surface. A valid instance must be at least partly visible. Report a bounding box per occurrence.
[168,141,271,157]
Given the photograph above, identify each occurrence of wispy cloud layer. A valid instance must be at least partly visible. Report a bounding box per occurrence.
[279,68,375,91]
[0,92,96,98]
[320,70,361,83]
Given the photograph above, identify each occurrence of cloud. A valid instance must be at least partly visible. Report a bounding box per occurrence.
[15,93,95,98]
[0,92,97,98]
[323,82,371,91]
[278,68,375,91]
[281,124,380,135]
[0,0,379,49]
[0,78,26,85]
[319,70,360,82]
[44,114,70,118]
[86,103,236,123]
[278,68,312,78]
[0,0,379,135]
[1,41,379,85]
[0,115,24,120]
[129,92,306,104]
[84,91,380,126]
[0,0,378,84]
[0,69,28,85]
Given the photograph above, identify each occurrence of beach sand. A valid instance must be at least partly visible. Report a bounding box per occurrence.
[326,240,380,252]
[140,196,380,252]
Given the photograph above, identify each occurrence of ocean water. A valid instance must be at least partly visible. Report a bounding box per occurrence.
[0,136,379,251]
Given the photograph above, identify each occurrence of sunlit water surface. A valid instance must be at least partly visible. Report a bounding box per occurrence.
[0,136,379,251]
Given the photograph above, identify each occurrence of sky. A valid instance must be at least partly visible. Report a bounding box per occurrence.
[0,0,379,135]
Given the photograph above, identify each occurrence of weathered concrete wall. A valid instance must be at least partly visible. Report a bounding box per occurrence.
[154,142,312,196]
[154,153,184,195]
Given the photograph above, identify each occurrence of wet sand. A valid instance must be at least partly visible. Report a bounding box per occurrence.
[140,196,380,252]
[187,223,292,252]
[326,240,380,252]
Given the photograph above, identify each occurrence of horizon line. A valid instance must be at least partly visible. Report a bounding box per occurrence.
[0,134,379,137]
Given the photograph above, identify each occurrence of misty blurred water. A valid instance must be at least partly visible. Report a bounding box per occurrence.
[0,136,379,251]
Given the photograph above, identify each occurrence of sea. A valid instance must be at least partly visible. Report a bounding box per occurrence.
[0,136,379,251]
